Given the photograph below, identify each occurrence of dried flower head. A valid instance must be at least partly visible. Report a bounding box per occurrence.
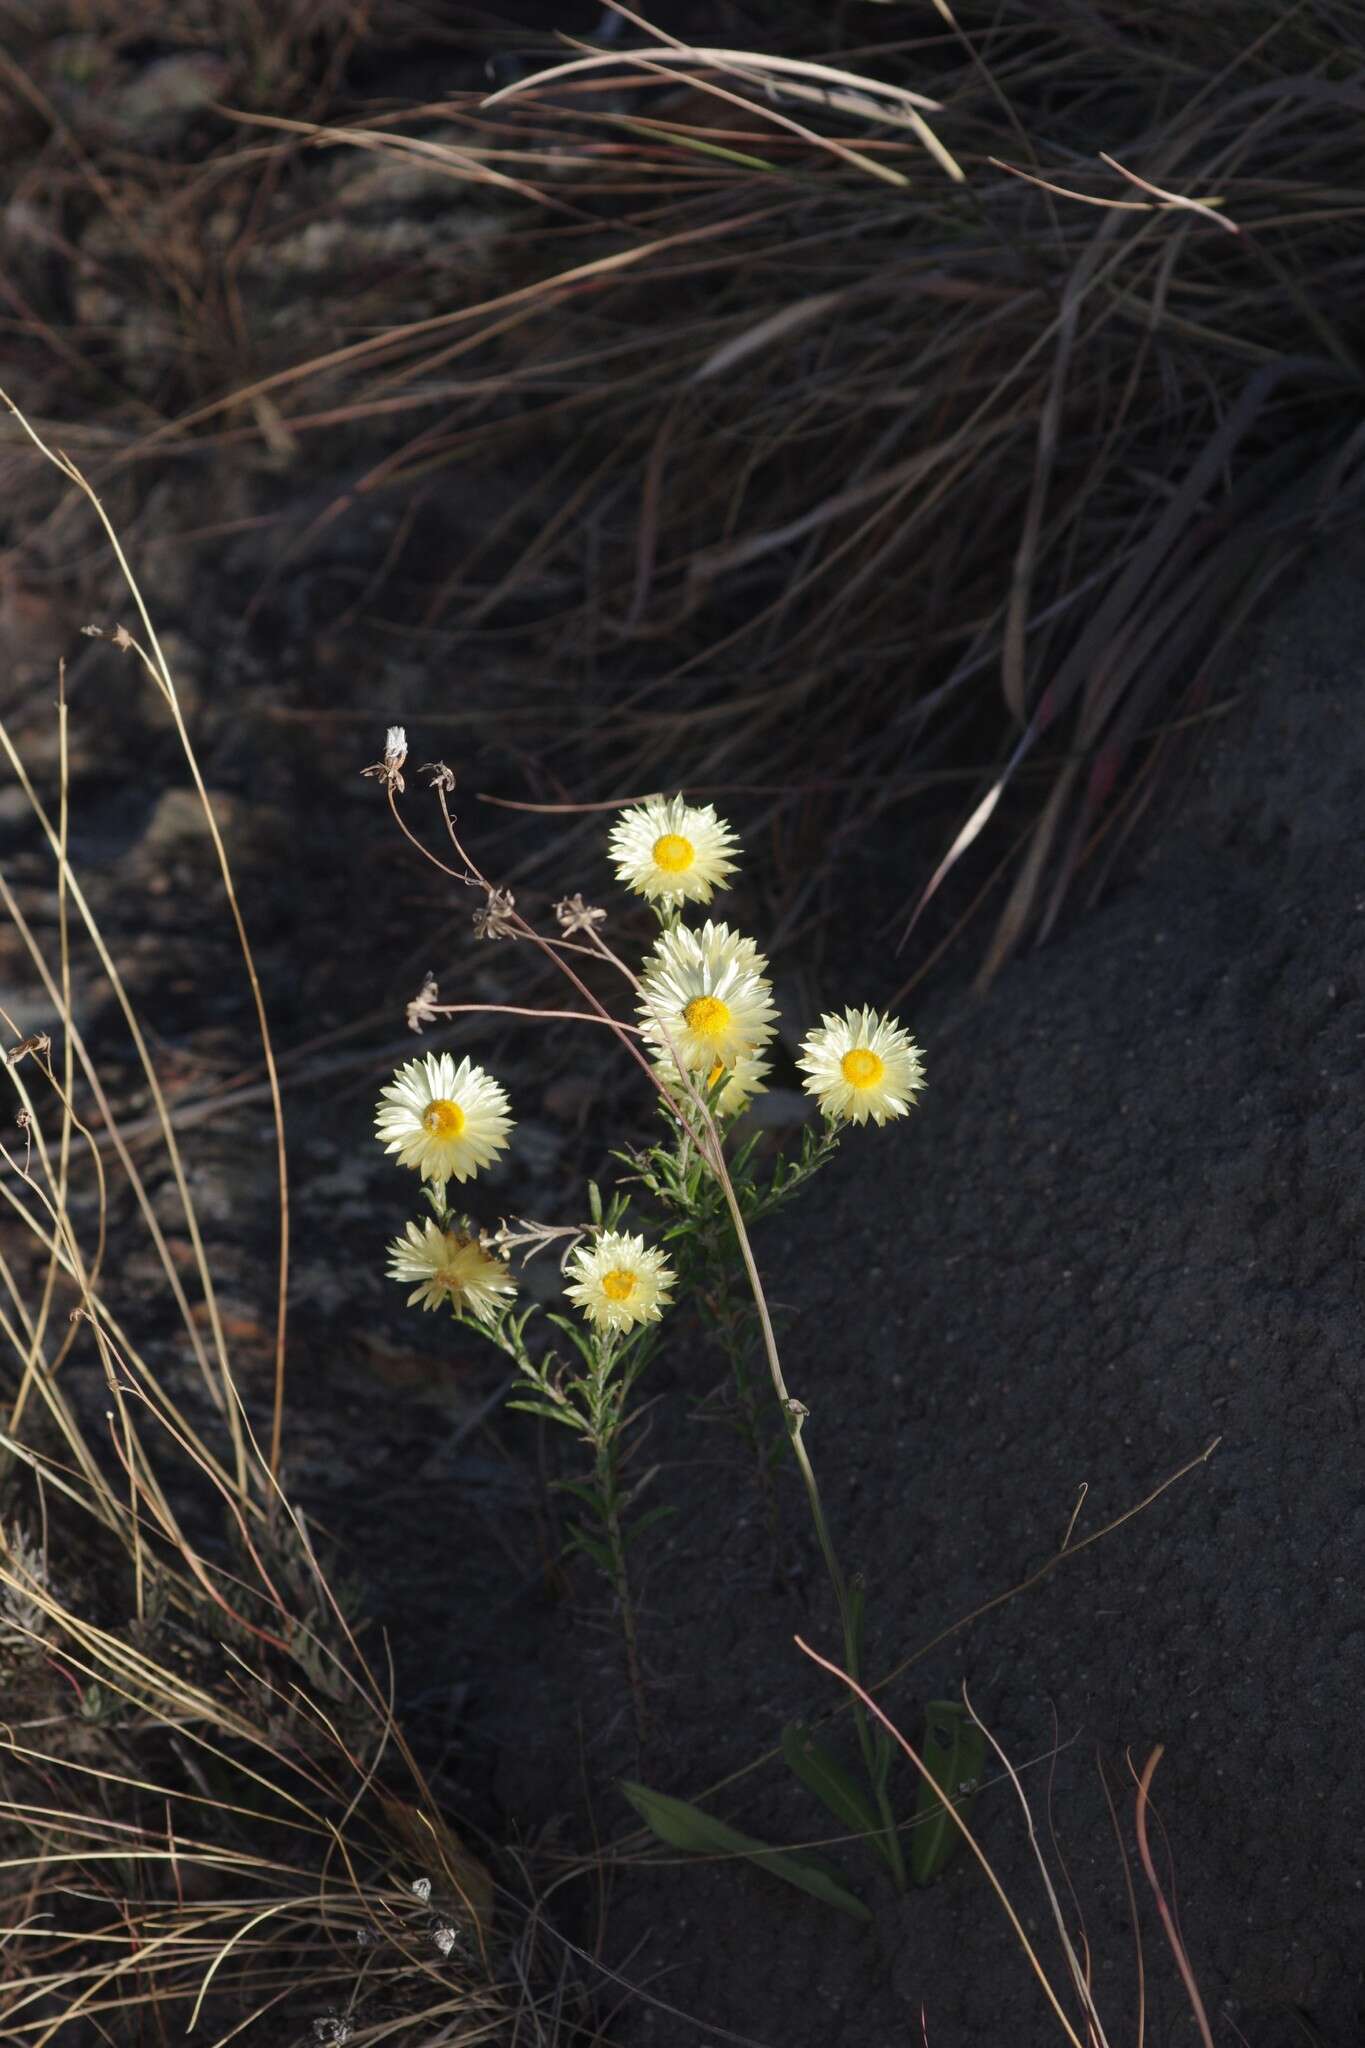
[608,794,740,904]
[554,892,607,935]
[797,1006,925,1127]
[406,975,441,1034]
[472,887,518,942]
[362,725,408,794]
[375,1052,514,1185]
[422,760,456,793]
[387,1218,516,1320]
[564,1229,675,1333]
[638,919,778,1074]
[484,1215,584,1266]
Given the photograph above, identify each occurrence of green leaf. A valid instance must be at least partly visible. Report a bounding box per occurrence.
[629,1502,677,1539]
[870,1720,894,1801]
[505,1399,582,1432]
[566,1525,616,1573]
[542,1313,598,1368]
[848,1574,868,1674]
[621,1781,871,1923]
[553,1479,609,1521]
[781,1723,890,1860]
[910,1701,985,1886]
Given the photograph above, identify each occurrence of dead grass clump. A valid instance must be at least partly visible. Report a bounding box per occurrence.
[0,411,549,2043]
[4,5,1365,973]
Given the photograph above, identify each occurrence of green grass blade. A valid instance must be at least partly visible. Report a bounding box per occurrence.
[622,1781,871,1922]
[910,1701,985,1886]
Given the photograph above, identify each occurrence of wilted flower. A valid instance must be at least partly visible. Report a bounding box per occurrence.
[797,1006,925,1127]
[362,725,408,794]
[375,1052,514,1185]
[387,1218,516,1320]
[637,919,778,1074]
[564,1230,675,1333]
[554,892,607,935]
[406,975,441,1034]
[608,794,739,905]
[472,888,518,941]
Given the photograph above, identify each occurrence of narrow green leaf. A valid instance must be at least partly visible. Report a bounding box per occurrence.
[554,1480,609,1521]
[629,1502,677,1538]
[848,1573,868,1673]
[870,1720,894,1800]
[621,1781,871,1922]
[542,1313,598,1367]
[910,1701,986,1886]
[505,1400,582,1432]
[781,1723,889,1852]
[566,1525,615,1573]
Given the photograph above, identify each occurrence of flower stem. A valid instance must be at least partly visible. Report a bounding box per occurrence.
[598,1442,650,1748]
[711,1152,905,1887]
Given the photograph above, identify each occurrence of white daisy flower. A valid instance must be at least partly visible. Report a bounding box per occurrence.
[654,1045,771,1116]
[637,919,778,1074]
[608,794,740,905]
[387,1218,516,1321]
[564,1230,675,1334]
[797,1006,925,1127]
[376,1052,514,1185]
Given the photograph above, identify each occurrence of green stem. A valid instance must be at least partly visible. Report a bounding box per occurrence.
[597,1432,650,1748]
[701,1245,782,1564]
[712,1146,905,1887]
[587,1335,651,1748]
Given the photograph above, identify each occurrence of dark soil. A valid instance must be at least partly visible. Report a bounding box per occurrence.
[2,16,1363,2041]
[4,494,1362,2048]
[468,535,1365,2048]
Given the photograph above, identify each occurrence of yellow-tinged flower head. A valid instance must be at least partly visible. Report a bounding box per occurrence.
[637,919,778,1074]
[376,1051,513,1185]
[608,794,740,905]
[653,1045,772,1117]
[797,1006,925,1127]
[564,1229,675,1334]
[387,1218,516,1320]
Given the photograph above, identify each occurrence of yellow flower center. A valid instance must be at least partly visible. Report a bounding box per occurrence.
[601,1267,638,1302]
[422,1098,465,1138]
[841,1048,885,1090]
[652,832,695,873]
[684,994,730,1040]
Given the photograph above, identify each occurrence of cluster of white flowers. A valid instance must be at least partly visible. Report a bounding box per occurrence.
[609,793,925,1130]
[374,1051,520,1321]
[374,774,923,1336]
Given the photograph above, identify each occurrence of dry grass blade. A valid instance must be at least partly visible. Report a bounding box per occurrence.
[0,444,536,2044]
[8,6,1361,977]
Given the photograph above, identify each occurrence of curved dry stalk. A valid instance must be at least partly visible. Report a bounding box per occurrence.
[1133,1745,1216,2048]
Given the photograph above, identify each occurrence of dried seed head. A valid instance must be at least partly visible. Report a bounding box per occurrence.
[406,974,441,1034]
[422,760,456,794]
[554,892,607,935]
[361,725,408,794]
[472,887,517,941]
